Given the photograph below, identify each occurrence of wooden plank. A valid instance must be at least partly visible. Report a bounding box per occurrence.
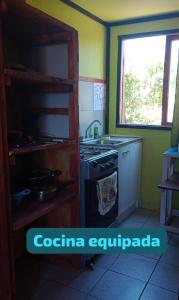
[26,32,71,46]
[4,68,73,87]
[0,21,14,300]
[9,141,73,156]
[13,188,75,231]
[68,31,79,140]
[0,0,7,14]
[158,179,179,191]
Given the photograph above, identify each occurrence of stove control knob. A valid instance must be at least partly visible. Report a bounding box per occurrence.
[106,163,111,169]
[113,154,118,160]
[99,165,106,172]
[109,162,115,167]
[92,161,98,168]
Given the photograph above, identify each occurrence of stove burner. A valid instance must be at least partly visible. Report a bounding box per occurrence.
[80,150,101,155]
[80,148,103,160]
[80,145,115,161]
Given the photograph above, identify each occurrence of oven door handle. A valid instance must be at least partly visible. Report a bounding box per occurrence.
[86,168,118,183]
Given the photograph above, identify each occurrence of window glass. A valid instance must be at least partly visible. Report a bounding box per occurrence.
[121,36,166,125]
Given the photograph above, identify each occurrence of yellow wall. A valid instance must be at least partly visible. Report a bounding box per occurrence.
[26,0,106,79]
[109,18,179,209]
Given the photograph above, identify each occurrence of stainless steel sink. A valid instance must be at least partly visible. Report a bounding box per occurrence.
[80,135,140,148]
[80,138,124,147]
[84,139,123,145]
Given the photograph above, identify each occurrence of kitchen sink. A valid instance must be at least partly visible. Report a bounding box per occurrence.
[80,135,141,148]
[83,139,123,145]
[81,137,128,147]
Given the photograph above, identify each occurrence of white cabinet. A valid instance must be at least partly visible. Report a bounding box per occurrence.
[117,141,142,219]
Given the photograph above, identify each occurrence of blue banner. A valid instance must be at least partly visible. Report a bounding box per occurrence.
[27,228,167,254]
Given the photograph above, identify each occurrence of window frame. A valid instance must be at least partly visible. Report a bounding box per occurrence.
[162,34,179,125]
[116,30,179,130]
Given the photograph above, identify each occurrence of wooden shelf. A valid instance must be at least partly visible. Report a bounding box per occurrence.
[4,68,73,92]
[163,147,179,158]
[158,174,179,191]
[9,140,73,156]
[13,187,74,231]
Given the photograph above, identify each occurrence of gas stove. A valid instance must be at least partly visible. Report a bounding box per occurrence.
[80,144,119,269]
[80,144,118,178]
[80,146,111,161]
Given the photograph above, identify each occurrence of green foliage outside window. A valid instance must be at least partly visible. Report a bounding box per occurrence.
[123,63,164,125]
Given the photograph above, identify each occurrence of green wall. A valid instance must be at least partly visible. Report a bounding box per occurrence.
[27,0,106,79]
[109,18,179,210]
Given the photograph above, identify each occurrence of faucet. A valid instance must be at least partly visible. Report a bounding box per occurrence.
[85,120,102,138]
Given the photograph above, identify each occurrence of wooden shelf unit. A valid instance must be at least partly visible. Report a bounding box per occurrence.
[158,148,179,232]
[13,187,75,231]
[0,1,80,299]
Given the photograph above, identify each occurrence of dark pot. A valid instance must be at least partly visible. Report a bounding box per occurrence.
[28,169,61,188]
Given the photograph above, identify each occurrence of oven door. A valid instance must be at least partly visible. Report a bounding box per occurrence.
[85,168,118,228]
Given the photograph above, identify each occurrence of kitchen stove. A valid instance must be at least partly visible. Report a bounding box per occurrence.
[80,145,118,267]
[80,145,118,226]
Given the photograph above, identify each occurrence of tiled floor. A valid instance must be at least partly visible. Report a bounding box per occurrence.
[16,209,179,300]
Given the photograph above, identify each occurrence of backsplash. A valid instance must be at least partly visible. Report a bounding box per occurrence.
[79,80,106,138]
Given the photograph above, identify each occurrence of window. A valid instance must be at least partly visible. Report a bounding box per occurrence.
[117,33,179,128]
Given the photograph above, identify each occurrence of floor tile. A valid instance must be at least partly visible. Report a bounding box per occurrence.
[69,266,105,293]
[39,262,82,285]
[169,234,179,247]
[142,223,161,228]
[119,219,144,228]
[137,252,161,260]
[16,209,179,299]
[54,286,86,300]
[110,254,156,281]
[143,213,160,227]
[33,281,86,300]
[150,211,160,218]
[90,270,145,300]
[94,254,119,269]
[150,263,179,292]
[160,245,179,267]
[135,208,154,217]
[140,284,178,300]
[126,209,153,223]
